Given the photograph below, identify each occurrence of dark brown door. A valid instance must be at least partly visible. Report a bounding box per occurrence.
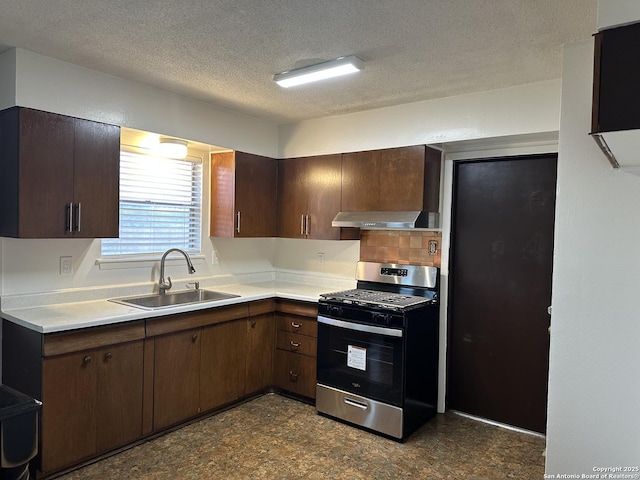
[447,154,556,433]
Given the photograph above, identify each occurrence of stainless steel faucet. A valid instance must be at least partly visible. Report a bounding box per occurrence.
[158,248,196,295]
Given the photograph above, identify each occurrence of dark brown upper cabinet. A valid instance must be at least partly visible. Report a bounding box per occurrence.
[592,22,640,168]
[277,154,342,240]
[210,151,277,238]
[341,145,441,212]
[0,107,120,238]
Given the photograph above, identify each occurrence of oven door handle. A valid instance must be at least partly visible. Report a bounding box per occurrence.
[317,315,403,338]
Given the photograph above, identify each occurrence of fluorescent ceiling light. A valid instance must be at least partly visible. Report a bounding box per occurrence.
[158,137,188,159]
[274,55,364,88]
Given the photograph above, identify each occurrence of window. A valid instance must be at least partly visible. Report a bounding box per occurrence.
[101,149,203,256]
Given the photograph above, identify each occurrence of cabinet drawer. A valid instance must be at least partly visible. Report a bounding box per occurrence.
[276,331,316,357]
[274,349,317,399]
[276,300,318,318]
[276,314,317,337]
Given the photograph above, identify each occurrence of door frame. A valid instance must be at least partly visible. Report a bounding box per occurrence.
[433,138,558,415]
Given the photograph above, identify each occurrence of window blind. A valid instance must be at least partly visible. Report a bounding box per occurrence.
[102,150,202,256]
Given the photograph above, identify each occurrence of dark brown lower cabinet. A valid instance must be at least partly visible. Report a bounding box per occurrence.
[151,301,275,431]
[200,319,247,411]
[41,340,144,473]
[245,311,276,394]
[274,349,317,398]
[274,300,318,399]
[0,298,301,476]
[1,320,145,476]
[153,328,202,431]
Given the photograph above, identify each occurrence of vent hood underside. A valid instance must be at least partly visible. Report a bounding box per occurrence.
[331,211,439,230]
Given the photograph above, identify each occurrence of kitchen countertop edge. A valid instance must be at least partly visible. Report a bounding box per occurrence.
[1,281,353,334]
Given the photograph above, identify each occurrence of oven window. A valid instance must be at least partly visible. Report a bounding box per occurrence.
[317,321,404,406]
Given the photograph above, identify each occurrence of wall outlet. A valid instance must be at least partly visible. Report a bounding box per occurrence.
[317,252,325,264]
[60,256,73,275]
[212,251,219,265]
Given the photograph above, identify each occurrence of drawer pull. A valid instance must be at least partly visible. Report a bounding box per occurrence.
[289,370,300,382]
[344,397,369,410]
[192,333,198,342]
[291,322,301,330]
[83,356,92,364]
[104,352,112,361]
[290,341,300,349]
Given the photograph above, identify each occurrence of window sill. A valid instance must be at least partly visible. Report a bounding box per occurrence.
[95,254,206,270]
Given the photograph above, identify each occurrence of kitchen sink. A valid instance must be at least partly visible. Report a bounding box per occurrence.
[110,289,240,310]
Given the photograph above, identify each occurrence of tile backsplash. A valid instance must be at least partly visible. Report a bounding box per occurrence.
[359,230,442,267]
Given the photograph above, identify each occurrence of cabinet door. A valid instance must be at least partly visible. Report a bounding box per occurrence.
[153,329,201,431]
[18,109,75,238]
[378,146,425,211]
[200,320,247,411]
[234,152,277,237]
[245,313,275,395]
[277,157,308,238]
[210,152,277,237]
[341,150,380,211]
[306,154,342,240]
[96,340,144,453]
[73,118,120,238]
[41,351,97,473]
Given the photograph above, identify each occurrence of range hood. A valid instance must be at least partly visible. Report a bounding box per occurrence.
[331,211,439,229]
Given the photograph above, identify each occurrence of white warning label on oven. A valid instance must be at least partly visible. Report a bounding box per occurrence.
[347,345,367,371]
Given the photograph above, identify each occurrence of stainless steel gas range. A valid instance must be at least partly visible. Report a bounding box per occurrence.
[316,261,440,441]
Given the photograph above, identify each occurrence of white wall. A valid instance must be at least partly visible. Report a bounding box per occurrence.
[278,79,561,157]
[598,0,640,29]
[13,49,278,157]
[0,49,16,110]
[545,39,640,475]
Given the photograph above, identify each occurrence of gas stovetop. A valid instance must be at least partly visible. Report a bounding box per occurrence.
[320,288,433,310]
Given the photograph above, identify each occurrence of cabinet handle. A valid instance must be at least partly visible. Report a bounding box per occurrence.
[305,214,310,236]
[290,341,300,350]
[250,319,257,328]
[75,202,82,232]
[104,352,112,361]
[236,211,241,233]
[300,214,305,236]
[66,203,74,233]
[291,322,300,330]
[83,356,92,364]
[289,370,300,382]
[192,333,198,342]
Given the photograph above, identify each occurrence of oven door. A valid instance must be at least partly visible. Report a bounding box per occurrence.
[316,314,404,406]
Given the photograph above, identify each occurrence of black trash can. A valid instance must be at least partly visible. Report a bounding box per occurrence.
[0,385,41,480]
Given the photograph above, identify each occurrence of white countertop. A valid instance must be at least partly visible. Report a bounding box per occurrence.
[0,281,349,334]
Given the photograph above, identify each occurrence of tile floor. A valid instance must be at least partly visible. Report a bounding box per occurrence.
[55,394,545,480]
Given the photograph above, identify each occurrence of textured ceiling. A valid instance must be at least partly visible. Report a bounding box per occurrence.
[0,1,597,125]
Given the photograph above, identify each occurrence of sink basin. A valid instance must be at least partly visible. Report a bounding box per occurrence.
[110,289,240,310]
